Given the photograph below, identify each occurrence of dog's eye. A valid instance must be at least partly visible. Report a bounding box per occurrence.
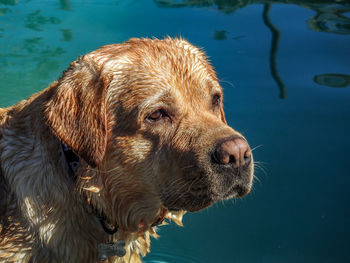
[146,109,168,122]
[212,94,221,107]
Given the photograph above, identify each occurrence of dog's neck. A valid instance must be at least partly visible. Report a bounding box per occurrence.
[61,142,121,233]
[61,142,126,260]
[60,142,171,261]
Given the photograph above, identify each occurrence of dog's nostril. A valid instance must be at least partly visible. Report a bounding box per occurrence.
[212,137,251,167]
[229,155,235,164]
[244,153,252,166]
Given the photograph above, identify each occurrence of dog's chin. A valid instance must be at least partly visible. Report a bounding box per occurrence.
[222,183,252,199]
[161,182,252,213]
[163,196,213,213]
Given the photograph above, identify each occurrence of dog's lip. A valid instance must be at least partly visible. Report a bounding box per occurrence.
[222,182,252,199]
[161,183,252,213]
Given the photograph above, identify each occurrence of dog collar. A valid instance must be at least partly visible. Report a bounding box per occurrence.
[61,143,79,176]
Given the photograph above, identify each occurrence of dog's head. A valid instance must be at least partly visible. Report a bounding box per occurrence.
[45,38,254,232]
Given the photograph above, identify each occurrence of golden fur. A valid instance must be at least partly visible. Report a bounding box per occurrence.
[0,38,254,262]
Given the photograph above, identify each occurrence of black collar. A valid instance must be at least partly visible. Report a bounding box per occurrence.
[61,143,79,176]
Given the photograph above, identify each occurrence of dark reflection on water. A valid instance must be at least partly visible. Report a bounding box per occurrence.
[156,0,350,98]
[0,0,17,5]
[0,7,10,15]
[25,10,61,31]
[214,30,228,40]
[262,3,286,99]
[155,0,350,18]
[314,73,350,88]
[307,4,350,35]
[60,0,72,11]
[61,29,73,42]
[155,0,350,36]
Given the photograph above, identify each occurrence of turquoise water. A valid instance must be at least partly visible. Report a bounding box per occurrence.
[1,0,350,262]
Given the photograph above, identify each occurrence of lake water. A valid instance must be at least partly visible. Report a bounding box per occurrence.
[1,0,350,262]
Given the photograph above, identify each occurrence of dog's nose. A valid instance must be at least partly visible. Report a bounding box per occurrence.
[212,137,251,167]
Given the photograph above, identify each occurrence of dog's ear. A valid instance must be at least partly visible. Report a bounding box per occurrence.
[44,58,108,167]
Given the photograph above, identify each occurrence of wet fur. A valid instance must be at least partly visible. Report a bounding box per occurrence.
[0,38,253,262]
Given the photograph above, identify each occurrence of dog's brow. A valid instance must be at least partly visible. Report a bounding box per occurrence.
[207,79,222,92]
[139,87,172,110]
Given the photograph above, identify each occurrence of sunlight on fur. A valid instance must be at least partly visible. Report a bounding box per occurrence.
[0,37,254,262]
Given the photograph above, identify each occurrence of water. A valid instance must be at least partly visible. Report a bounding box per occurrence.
[1,0,350,262]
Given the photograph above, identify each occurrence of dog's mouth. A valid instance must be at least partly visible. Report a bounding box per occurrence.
[162,185,251,213]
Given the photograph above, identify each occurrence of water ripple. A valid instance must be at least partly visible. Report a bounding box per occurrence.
[144,250,207,263]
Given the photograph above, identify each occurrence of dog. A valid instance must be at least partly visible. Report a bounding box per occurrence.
[0,37,254,263]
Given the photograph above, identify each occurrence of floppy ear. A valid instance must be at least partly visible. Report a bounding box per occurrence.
[44,58,108,167]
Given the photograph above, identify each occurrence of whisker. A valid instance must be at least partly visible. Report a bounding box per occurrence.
[219,79,236,89]
[253,174,261,184]
[249,184,257,195]
[254,162,268,177]
[229,198,237,206]
[254,160,268,165]
[251,144,264,152]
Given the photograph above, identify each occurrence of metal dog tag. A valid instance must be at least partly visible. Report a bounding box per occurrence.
[97,240,126,261]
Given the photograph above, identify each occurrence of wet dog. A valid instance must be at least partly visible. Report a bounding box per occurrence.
[0,38,254,262]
